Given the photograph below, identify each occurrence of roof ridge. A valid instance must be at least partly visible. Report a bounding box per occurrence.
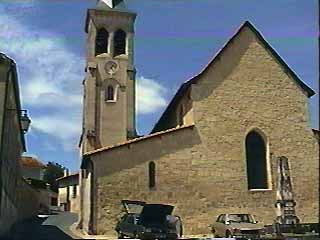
[187,20,314,96]
[56,172,79,181]
[84,124,195,156]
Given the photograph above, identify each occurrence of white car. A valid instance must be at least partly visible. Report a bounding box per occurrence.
[210,213,264,238]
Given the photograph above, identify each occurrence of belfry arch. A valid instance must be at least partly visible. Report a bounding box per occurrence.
[114,29,126,56]
[95,28,109,56]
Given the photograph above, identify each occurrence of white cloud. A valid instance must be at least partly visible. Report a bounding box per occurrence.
[31,116,80,141]
[31,114,82,151]
[0,12,84,108]
[0,4,83,150]
[136,76,167,114]
[0,4,168,152]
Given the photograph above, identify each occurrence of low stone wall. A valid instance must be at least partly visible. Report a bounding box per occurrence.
[16,178,40,221]
[0,188,18,236]
[0,178,39,236]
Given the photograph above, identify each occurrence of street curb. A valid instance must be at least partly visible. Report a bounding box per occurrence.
[68,225,220,240]
[69,223,116,239]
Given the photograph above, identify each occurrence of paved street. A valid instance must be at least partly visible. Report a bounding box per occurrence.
[1,212,80,240]
[1,212,318,240]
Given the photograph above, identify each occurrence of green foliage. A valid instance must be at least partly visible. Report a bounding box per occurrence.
[28,178,48,189]
[43,161,65,192]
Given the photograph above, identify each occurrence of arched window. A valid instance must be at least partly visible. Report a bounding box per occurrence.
[95,28,109,56]
[106,85,115,101]
[114,29,126,56]
[245,130,268,190]
[149,161,156,189]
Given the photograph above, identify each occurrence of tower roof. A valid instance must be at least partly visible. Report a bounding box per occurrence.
[96,0,127,10]
[86,0,136,33]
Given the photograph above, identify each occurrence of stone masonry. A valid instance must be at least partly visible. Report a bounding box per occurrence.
[0,54,39,236]
[80,23,319,235]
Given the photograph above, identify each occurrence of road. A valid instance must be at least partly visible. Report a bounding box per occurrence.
[2,213,318,240]
[1,212,80,240]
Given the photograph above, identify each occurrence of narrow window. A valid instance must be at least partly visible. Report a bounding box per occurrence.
[114,29,126,56]
[106,85,115,101]
[245,130,268,189]
[149,162,156,189]
[95,28,109,56]
[72,185,77,198]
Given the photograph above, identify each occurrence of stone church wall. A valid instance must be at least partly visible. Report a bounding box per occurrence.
[92,126,208,235]
[190,26,319,224]
[89,25,319,236]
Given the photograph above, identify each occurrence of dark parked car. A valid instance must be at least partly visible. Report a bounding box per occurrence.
[115,200,182,239]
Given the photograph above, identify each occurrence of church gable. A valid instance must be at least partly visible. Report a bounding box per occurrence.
[192,21,314,98]
[153,21,314,134]
[192,23,313,130]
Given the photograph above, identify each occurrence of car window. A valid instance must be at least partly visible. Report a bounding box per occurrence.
[221,215,226,223]
[228,214,254,223]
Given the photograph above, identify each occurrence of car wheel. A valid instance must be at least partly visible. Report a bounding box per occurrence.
[118,231,124,239]
[134,232,139,239]
[226,230,232,238]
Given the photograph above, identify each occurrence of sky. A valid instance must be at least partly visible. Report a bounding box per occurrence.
[0,0,318,172]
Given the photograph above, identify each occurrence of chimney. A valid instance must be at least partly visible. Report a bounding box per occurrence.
[63,168,69,177]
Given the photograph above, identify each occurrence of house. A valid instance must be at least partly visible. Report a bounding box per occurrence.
[0,53,39,236]
[56,173,80,213]
[25,178,58,214]
[21,156,46,181]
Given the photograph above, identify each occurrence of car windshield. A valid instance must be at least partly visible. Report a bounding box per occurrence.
[228,214,255,223]
[125,203,144,214]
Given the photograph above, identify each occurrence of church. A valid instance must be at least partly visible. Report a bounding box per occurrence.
[78,0,319,236]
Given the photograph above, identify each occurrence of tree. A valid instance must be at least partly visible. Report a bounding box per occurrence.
[43,162,65,192]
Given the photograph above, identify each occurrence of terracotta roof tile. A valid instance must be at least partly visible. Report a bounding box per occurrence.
[21,156,46,169]
[84,124,195,156]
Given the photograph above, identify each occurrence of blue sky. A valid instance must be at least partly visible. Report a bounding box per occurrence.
[0,0,318,172]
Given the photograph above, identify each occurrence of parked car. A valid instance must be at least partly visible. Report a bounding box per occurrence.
[115,200,182,240]
[210,213,264,238]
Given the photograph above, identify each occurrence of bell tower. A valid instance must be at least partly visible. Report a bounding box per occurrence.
[80,0,137,154]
